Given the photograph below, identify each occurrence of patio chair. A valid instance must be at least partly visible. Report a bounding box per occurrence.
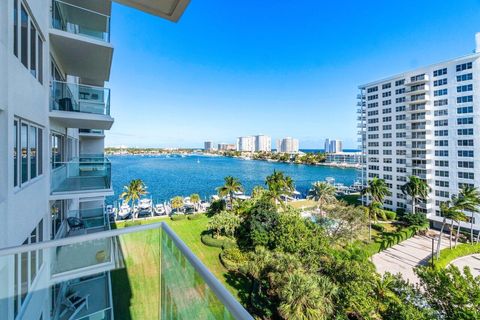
[67,217,85,231]
[59,291,90,320]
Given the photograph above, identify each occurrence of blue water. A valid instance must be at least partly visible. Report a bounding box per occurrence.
[107,155,359,204]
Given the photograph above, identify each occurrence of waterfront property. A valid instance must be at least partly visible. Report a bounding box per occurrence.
[358,33,480,232]
[276,137,299,153]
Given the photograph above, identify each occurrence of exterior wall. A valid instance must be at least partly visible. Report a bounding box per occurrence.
[236,136,255,152]
[254,135,271,152]
[359,50,480,231]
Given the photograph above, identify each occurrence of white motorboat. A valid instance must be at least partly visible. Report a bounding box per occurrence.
[117,203,131,220]
[138,198,152,211]
[154,203,166,215]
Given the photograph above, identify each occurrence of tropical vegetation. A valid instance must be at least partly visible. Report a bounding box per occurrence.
[119,179,147,219]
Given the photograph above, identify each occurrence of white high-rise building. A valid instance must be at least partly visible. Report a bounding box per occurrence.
[254,135,271,152]
[0,1,199,319]
[324,139,343,153]
[236,136,255,152]
[358,33,480,232]
[276,137,299,153]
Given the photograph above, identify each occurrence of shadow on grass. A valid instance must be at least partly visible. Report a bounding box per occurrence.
[223,271,252,309]
[110,267,133,320]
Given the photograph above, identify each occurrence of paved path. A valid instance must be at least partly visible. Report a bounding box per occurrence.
[372,232,450,284]
[450,254,480,277]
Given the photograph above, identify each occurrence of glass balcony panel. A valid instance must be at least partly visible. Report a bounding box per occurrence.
[50,81,111,116]
[52,0,110,42]
[51,159,112,194]
[0,223,251,320]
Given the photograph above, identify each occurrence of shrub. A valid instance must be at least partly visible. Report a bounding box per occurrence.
[187,213,204,220]
[123,220,141,228]
[207,199,226,217]
[372,223,385,232]
[201,234,236,249]
[376,209,387,221]
[171,214,186,221]
[220,248,247,271]
[401,212,428,227]
[384,210,397,221]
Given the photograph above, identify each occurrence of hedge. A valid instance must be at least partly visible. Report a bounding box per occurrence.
[187,213,204,220]
[372,223,385,232]
[201,234,236,249]
[363,224,428,256]
[435,243,480,269]
[171,214,186,221]
[219,247,247,271]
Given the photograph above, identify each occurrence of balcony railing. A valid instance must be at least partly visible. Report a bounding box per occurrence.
[52,0,111,42]
[79,129,105,135]
[50,81,111,116]
[0,222,253,320]
[51,158,112,194]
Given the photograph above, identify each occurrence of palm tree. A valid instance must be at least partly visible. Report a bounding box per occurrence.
[454,186,480,243]
[308,181,336,209]
[251,185,266,198]
[451,194,468,248]
[366,202,382,241]
[401,176,429,215]
[361,177,391,204]
[265,170,295,208]
[119,179,147,219]
[436,201,461,258]
[171,196,184,213]
[190,193,201,212]
[216,176,243,209]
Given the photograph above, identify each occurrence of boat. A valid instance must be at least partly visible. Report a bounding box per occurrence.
[325,177,335,185]
[117,203,131,220]
[154,203,166,216]
[137,198,153,217]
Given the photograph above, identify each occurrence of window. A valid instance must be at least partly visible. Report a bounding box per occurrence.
[14,118,43,187]
[395,79,405,86]
[434,119,448,127]
[382,108,391,114]
[383,116,391,122]
[433,78,447,86]
[435,170,449,177]
[30,22,36,77]
[457,106,473,114]
[457,84,473,92]
[435,150,449,157]
[367,86,378,93]
[368,94,378,101]
[435,160,449,167]
[433,68,447,76]
[457,73,472,82]
[382,83,391,89]
[20,4,28,68]
[395,123,406,129]
[456,62,472,72]
[396,159,406,164]
[458,139,474,147]
[382,100,391,106]
[458,172,475,180]
[458,161,474,168]
[435,140,448,147]
[13,0,18,57]
[396,141,406,147]
[368,102,378,108]
[382,91,391,97]
[396,105,406,112]
[458,150,474,157]
[434,109,448,116]
[457,117,473,125]
[396,97,406,103]
[383,133,392,139]
[435,180,450,188]
[458,128,474,135]
[367,110,378,116]
[395,88,405,94]
[435,190,450,198]
[459,183,475,189]
[434,99,448,106]
[51,133,65,168]
[383,124,392,130]
[396,132,406,138]
[38,35,43,84]
[434,130,448,137]
[434,89,448,96]
[457,95,473,103]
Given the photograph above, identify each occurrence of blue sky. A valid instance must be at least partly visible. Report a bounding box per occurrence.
[107,0,480,149]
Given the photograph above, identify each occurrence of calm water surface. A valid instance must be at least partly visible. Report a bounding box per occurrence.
[107,155,359,204]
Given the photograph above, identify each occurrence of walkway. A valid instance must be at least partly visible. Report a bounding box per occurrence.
[450,254,480,277]
[372,232,449,284]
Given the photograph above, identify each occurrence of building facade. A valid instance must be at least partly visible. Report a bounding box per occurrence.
[236,136,255,152]
[276,137,299,153]
[358,34,480,231]
[204,141,215,151]
[254,135,271,152]
[0,1,191,319]
[324,139,343,153]
[217,143,236,151]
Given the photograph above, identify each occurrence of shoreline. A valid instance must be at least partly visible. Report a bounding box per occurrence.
[105,152,361,169]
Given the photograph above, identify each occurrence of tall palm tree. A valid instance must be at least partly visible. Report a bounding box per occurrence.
[436,201,461,258]
[451,194,468,248]
[366,202,382,241]
[265,170,295,208]
[119,179,147,219]
[361,177,391,204]
[171,196,184,213]
[190,193,201,212]
[454,186,480,243]
[308,181,336,209]
[216,176,243,209]
[401,176,430,215]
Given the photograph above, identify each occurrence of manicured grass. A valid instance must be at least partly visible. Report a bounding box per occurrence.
[337,193,362,206]
[111,216,245,319]
[435,242,480,269]
[288,199,317,210]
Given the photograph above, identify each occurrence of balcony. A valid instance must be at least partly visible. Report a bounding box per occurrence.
[51,158,113,198]
[0,223,253,320]
[405,74,429,86]
[405,85,430,95]
[79,129,105,137]
[50,81,113,130]
[406,95,430,104]
[50,0,113,83]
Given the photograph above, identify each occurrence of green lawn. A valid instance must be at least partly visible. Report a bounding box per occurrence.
[288,199,317,210]
[111,216,245,319]
[435,242,480,269]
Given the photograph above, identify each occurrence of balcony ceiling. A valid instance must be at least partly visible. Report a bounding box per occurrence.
[114,0,190,21]
[49,31,113,83]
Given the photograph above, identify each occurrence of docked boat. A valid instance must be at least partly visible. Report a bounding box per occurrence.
[154,203,166,216]
[117,203,131,220]
[137,198,153,217]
